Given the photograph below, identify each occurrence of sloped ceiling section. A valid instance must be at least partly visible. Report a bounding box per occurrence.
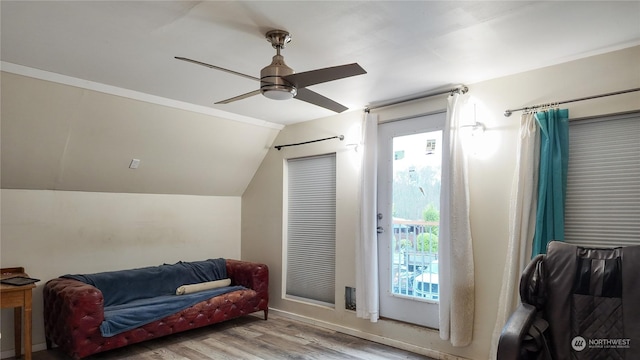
[1,72,280,196]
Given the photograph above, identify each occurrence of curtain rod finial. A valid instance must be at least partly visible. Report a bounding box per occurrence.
[504,110,513,117]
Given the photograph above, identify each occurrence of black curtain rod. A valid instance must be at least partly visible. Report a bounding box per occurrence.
[274,135,344,151]
[504,87,640,117]
[365,85,468,112]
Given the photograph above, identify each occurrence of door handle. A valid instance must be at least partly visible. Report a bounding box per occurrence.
[377,213,384,233]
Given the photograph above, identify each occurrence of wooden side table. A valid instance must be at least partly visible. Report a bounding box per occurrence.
[1,267,36,360]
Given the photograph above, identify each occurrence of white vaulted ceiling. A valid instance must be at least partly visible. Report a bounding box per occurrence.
[2,1,640,126]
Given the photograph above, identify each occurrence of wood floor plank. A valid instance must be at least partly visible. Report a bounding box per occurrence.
[214,331,302,360]
[31,313,436,360]
[267,321,371,359]
[200,337,265,360]
[147,348,190,360]
[248,323,312,346]
[166,344,213,360]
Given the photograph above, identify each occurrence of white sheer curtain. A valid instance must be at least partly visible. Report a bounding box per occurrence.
[439,92,475,346]
[356,112,379,322]
[489,113,539,358]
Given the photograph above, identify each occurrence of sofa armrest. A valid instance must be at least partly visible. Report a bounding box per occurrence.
[43,278,105,350]
[497,303,537,360]
[225,259,269,295]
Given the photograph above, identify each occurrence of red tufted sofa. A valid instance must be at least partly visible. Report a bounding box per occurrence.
[43,259,268,359]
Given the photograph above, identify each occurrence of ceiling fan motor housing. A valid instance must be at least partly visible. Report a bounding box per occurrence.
[261,30,297,100]
[260,55,297,100]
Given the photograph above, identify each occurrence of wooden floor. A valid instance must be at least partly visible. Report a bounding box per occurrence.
[31,313,435,360]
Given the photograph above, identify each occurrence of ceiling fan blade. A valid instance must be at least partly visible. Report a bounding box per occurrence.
[294,88,348,113]
[175,56,259,82]
[283,63,366,88]
[215,89,262,104]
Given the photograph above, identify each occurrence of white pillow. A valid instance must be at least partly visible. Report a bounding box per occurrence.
[175,278,231,295]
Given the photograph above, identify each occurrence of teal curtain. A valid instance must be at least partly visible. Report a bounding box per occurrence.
[532,109,569,256]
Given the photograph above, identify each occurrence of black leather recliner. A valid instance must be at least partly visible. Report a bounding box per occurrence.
[497,241,640,360]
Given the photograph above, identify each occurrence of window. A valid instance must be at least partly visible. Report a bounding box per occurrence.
[285,153,336,305]
[565,112,640,247]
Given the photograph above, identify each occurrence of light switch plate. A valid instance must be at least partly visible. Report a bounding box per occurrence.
[129,159,140,169]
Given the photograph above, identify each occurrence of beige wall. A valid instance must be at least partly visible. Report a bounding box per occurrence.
[0,190,241,355]
[241,45,640,359]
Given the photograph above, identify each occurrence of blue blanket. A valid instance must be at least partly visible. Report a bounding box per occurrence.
[64,258,229,306]
[63,258,245,337]
[99,285,244,337]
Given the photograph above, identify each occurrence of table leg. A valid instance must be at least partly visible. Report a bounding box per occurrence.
[25,289,33,360]
[14,306,22,359]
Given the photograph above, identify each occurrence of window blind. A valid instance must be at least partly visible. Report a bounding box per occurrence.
[286,153,336,305]
[565,112,640,247]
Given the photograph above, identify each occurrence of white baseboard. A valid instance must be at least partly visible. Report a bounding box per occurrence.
[268,308,469,360]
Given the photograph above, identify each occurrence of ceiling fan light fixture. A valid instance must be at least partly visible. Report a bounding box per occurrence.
[262,85,297,100]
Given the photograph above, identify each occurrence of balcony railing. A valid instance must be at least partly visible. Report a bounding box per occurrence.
[391,219,439,300]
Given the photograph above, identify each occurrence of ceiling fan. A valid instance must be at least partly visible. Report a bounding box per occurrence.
[176,29,366,113]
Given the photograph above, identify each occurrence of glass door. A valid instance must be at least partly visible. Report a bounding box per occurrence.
[377,112,445,328]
